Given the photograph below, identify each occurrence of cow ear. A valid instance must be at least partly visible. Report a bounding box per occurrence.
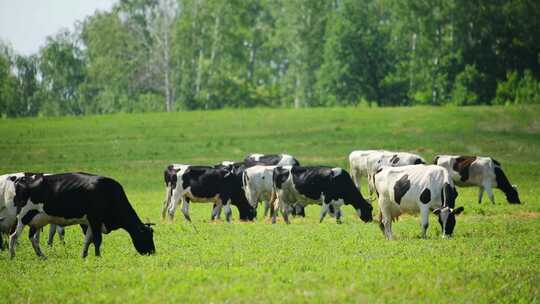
[452,206,464,215]
[432,208,442,215]
[8,175,17,182]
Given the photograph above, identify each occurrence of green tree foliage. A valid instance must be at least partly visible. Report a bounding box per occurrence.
[0,0,539,117]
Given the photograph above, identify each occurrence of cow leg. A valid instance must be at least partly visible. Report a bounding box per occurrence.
[181,198,191,222]
[334,205,343,224]
[378,203,393,240]
[281,203,290,224]
[29,226,46,259]
[161,185,171,220]
[420,206,429,239]
[47,224,56,246]
[168,188,183,220]
[81,225,93,258]
[57,226,65,244]
[89,221,102,257]
[319,202,330,223]
[477,186,484,204]
[211,203,222,220]
[223,199,233,223]
[270,196,279,224]
[484,184,495,204]
[263,200,270,217]
[9,220,24,259]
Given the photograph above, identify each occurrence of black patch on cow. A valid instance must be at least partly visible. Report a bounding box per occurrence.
[420,188,431,204]
[414,158,424,165]
[441,183,458,208]
[390,155,400,165]
[393,175,410,204]
[273,167,290,189]
[21,210,39,225]
[494,166,521,204]
[492,158,501,166]
[453,156,476,182]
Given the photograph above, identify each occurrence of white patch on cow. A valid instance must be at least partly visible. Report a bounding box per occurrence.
[220,161,235,166]
[0,173,24,233]
[331,167,343,176]
[249,154,265,161]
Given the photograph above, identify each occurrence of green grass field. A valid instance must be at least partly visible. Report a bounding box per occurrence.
[0,106,539,303]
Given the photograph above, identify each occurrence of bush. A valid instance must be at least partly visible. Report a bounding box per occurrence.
[451,65,485,105]
[495,70,540,105]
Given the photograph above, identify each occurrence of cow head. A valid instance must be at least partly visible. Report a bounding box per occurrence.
[335,169,373,223]
[13,173,46,213]
[505,185,521,204]
[132,223,156,255]
[433,206,464,237]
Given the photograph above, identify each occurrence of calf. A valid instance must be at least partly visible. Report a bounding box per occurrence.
[373,165,464,239]
[271,166,373,224]
[10,172,155,259]
[164,165,255,222]
[349,150,425,196]
[433,155,521,204]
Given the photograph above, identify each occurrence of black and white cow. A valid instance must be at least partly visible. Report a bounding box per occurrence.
[271,166,373,224]
[0,173,65,250]
[163,164,256,222]
[10,172,155,259]
[373,165,464,239]
[349,150,425,197]
[433,155,521,204]
[243,153,304,217]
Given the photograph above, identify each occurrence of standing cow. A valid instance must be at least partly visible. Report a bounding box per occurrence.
[164,165,256,222]
[244,153,304,216]
[10,172,155,259]
[433,155,521,204]
[242,165,277,215]
[373,165,464,239]
[271,166,373,224]
[349,150,425,197]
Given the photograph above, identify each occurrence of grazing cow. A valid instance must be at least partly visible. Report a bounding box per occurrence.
[373,165,464,239]
[0,173,65,250]
[164,165,256,222]
[433,155,521,204]
[10,172,155,259]
[349,150,425,196]
[271,166,373,224]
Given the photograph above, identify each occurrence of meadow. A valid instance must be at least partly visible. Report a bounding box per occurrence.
[0,106,539,303]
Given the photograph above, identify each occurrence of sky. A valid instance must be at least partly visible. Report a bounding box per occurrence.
[0,0,118,56]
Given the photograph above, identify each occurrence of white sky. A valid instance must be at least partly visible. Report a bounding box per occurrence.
[0,0,117,55]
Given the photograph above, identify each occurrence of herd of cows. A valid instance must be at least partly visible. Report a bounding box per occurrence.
[0,151,521,259]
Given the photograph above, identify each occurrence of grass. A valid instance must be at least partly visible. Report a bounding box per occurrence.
[0,105,539,303]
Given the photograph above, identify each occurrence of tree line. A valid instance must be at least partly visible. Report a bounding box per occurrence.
[1,0,539,117]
